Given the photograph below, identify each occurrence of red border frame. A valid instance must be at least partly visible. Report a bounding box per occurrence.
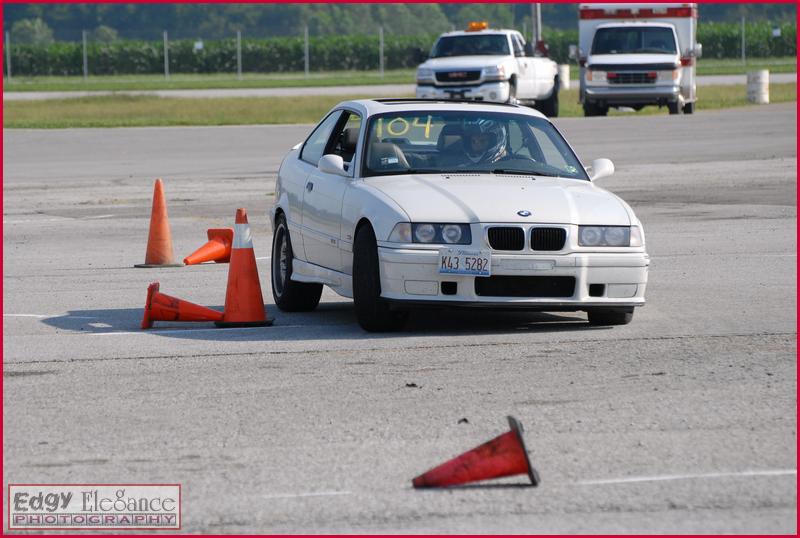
[8,484,182,531]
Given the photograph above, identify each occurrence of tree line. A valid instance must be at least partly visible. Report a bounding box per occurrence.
[5,3,797,44]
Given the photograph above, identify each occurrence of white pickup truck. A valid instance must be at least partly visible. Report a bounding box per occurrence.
[575,3,702,116]
[415,22,561,117]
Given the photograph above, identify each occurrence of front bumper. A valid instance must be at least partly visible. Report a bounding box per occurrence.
[585,84,680,105]
[377,247,649,310]
[416,81,510,103]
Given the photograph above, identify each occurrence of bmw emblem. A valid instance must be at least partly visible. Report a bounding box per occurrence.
[517,210,532,217]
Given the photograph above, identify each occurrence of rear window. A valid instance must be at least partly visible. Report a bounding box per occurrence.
[431,34,510,58]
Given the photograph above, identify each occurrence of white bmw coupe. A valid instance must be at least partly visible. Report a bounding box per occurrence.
[270,99,649,331]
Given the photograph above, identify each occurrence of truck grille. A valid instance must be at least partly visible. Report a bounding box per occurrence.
[608,72,657,84]
[487,227,524,251]
[531,228,566,251]
[435,70,482,83]
[475,276,575,298]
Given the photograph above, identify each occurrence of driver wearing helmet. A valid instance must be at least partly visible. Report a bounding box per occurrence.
[461,120,508,165]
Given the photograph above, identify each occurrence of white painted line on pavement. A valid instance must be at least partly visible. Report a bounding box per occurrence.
[261,491,352,500]
[4,313,96,319]
[84,214,115,220]
[87,324,308,336]
[255,256,271,260]
[577,469,796,486]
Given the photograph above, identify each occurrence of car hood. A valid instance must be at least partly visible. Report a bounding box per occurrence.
[422,56,510,70]
[363,174,631,225]
[587,53,678,67]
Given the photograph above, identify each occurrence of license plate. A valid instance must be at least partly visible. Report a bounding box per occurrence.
[438,248,492,277]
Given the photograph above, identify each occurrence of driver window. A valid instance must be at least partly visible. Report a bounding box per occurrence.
[329,112,362,171]
[300,111,343,166]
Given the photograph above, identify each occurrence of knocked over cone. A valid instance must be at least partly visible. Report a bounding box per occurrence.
[141,282,223,329]
[184,228,234,265]
[412,416,540,488]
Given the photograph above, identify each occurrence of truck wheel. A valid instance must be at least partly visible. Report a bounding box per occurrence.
[271,214,323,312]
[667,101,683,115]
[507,80,518,105]
[352,225,408,332]
[538,77,560,117]
[587,308,634,326]
[684,101,695,114]
[583,101,607,117]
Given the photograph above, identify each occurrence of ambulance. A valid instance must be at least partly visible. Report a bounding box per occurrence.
[574,3,701,116]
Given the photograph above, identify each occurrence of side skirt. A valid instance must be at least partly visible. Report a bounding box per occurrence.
[291,258,354,298]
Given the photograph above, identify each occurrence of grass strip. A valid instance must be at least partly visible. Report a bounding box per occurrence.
[4,84,795,129]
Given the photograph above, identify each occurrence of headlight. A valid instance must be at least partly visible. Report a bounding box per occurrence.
[416,68,434,84]
[587,70,606,83]
[388,222,471,244]
[657,69,680,81]
[483,65,507,81]
[578,226,632,247]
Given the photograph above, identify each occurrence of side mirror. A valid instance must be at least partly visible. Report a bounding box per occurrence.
[413,47,428,64]
[693,43,702,59]
[568,44,578,60]
[524,42,535,57]
[588,158,615,181]
[318,154,349,177]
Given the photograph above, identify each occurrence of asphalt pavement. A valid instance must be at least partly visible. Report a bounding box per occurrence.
[3,103,796,532]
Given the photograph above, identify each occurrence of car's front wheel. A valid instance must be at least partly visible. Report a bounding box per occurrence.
[271,214,322,311]
[587,308,634,326]
[352,225,408,332]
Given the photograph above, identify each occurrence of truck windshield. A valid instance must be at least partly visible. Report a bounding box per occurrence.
[592,27,677,55]
[431,35,510,58]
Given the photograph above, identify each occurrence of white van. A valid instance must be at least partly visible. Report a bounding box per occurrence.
[574,3,702,116]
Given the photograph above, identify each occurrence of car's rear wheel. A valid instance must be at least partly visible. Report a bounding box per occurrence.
[271,214,322,311]
[684,101,695,114]
[587,308,634,326]
[352,225,408,332]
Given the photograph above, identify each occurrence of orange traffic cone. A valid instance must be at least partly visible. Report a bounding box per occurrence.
[141,282,224,329]
[215,208,273,327]
[135,178,183,268]
[184,228,234,265]
[412,416,540,488]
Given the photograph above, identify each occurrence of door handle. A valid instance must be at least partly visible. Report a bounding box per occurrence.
[306,181,314,192]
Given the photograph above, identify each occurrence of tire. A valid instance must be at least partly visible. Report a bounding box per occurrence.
[583,101,608,117]
[352,225,408,332]
[667,101,683,115]
[587,308,634,326]
[683,101,695,114]
[538,77,560,117]
[271,214,322,312]
[507,79,518,105]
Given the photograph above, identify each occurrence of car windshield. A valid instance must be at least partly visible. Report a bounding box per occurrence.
[591,27,677,55]
[431,34,510,58]
[362,110,589,180]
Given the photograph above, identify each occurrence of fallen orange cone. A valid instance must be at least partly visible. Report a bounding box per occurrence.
[215,208,273,327]
[412,416,540,488]
[135,178,183,268]
[141,282,224,329]
[184,228,234,265]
